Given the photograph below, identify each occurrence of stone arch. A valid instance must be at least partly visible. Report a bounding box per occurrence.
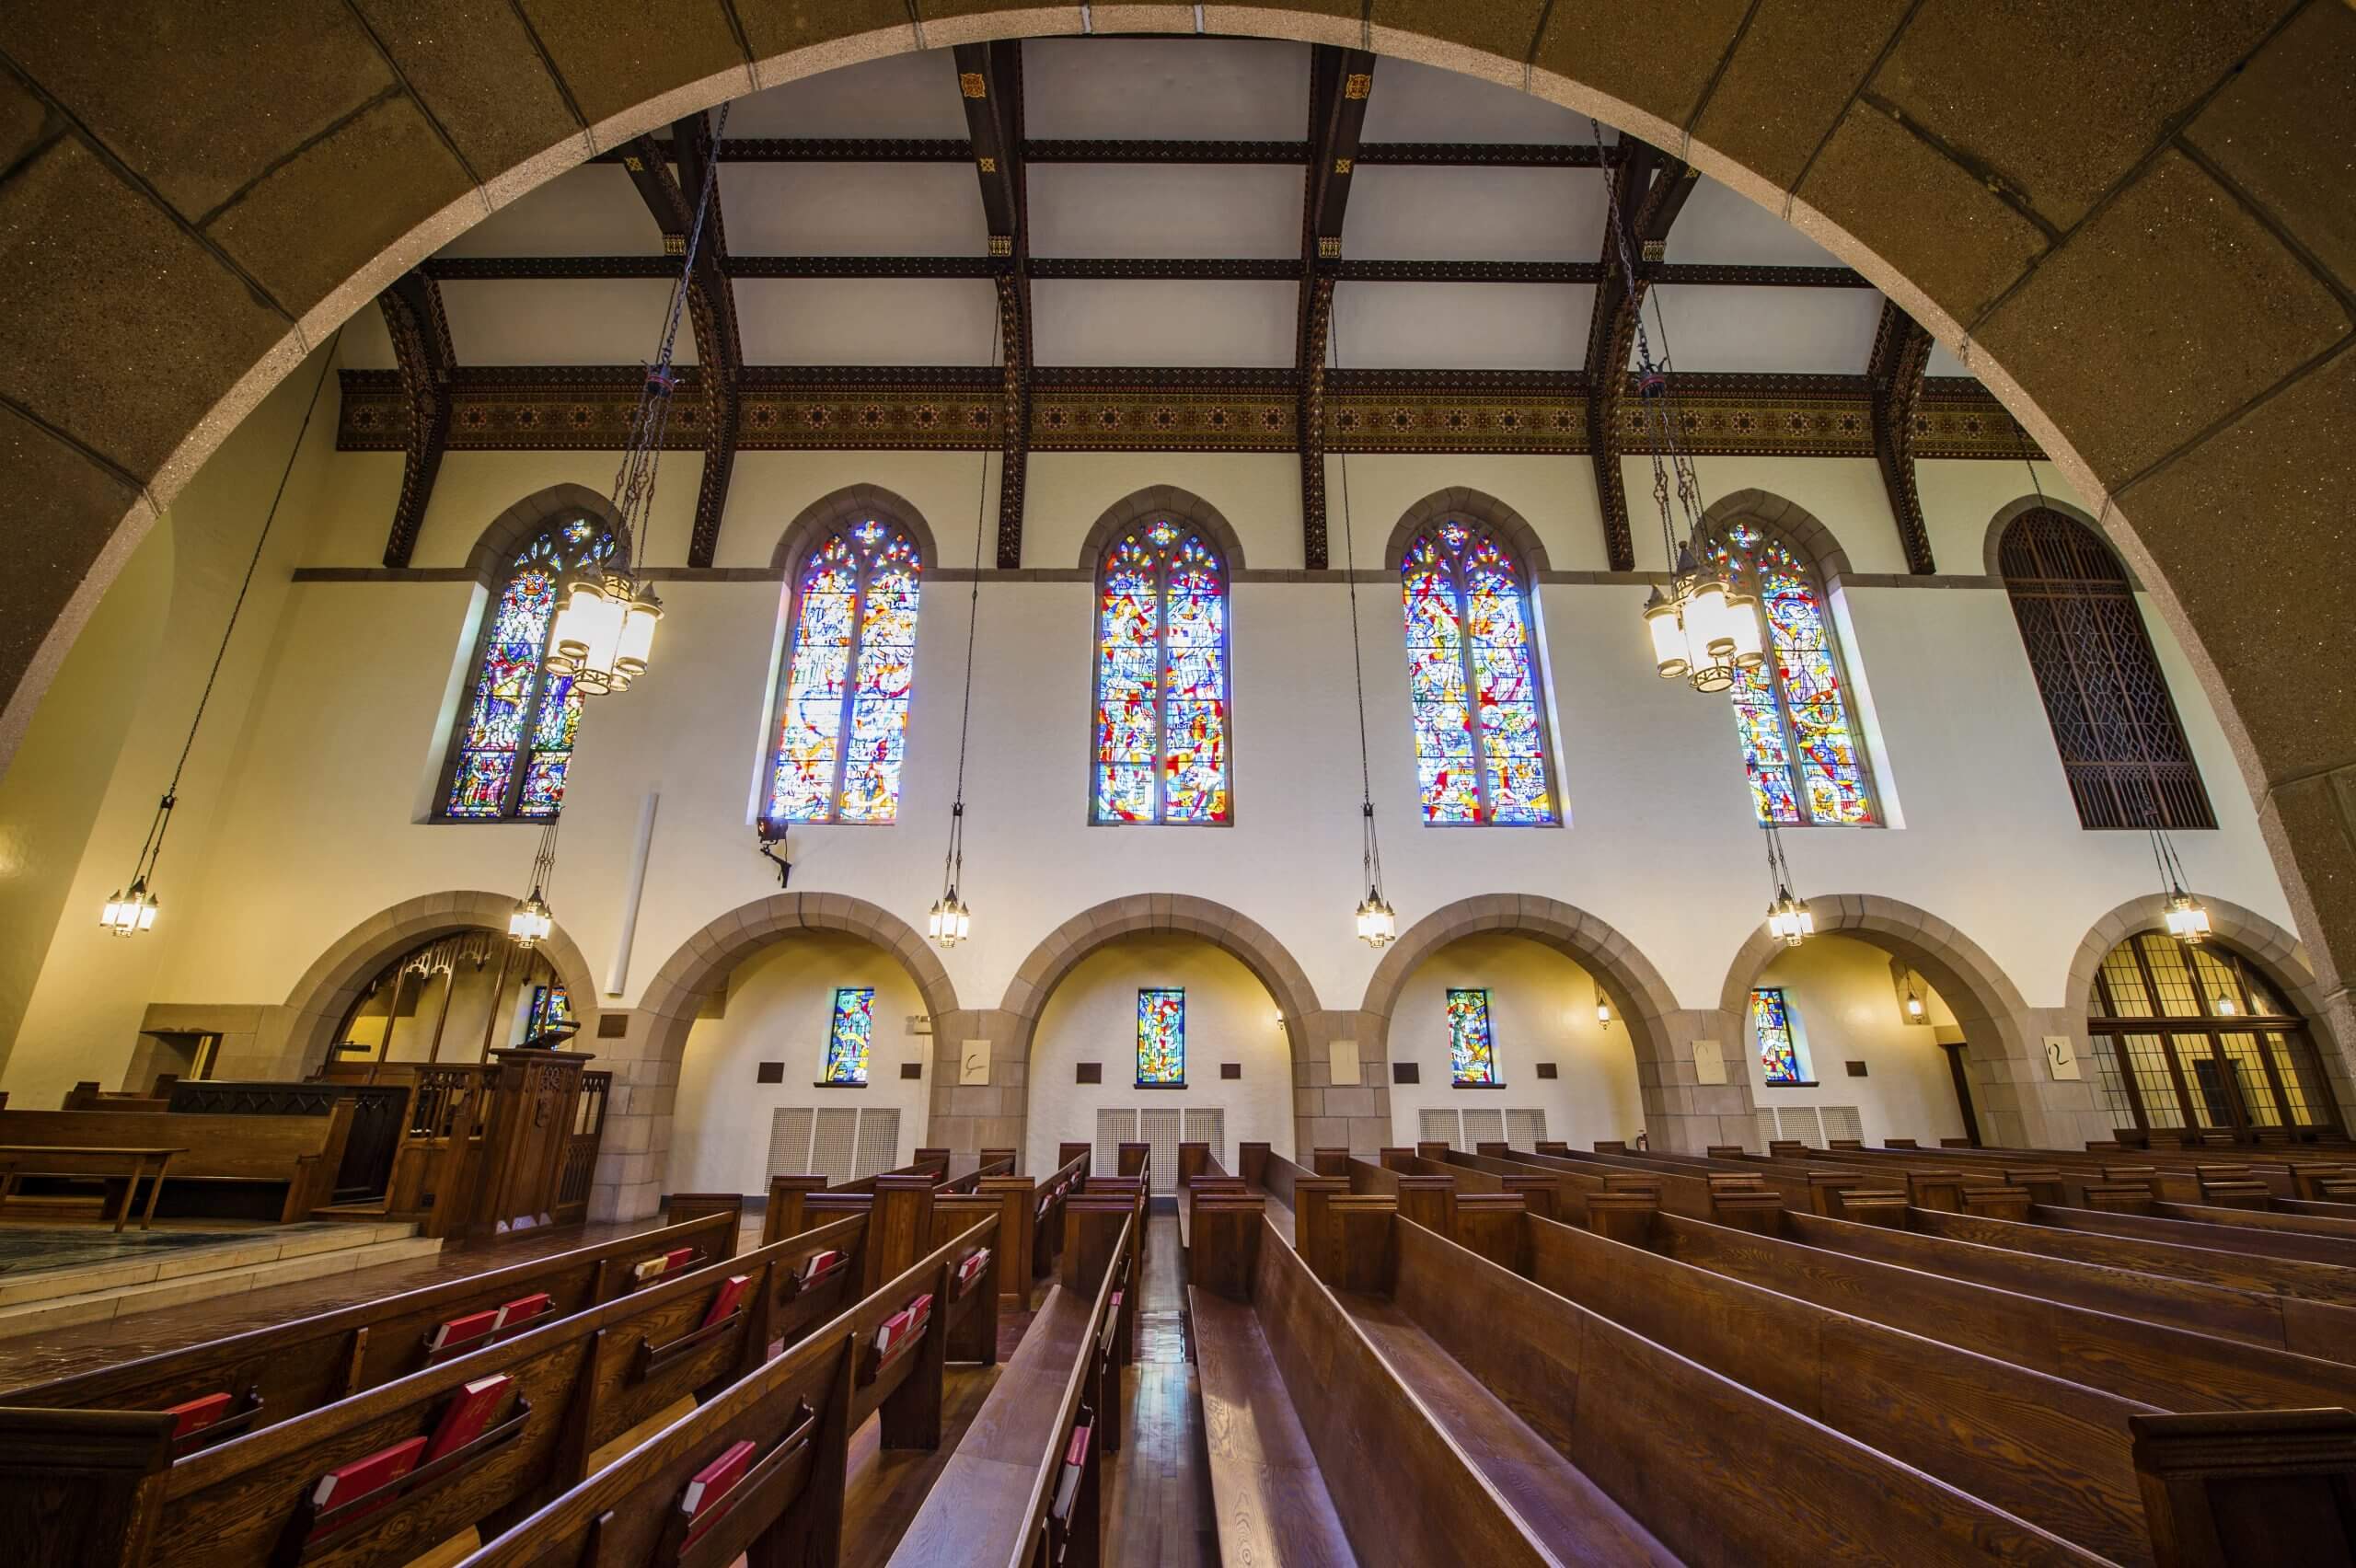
[283,890,602,1070]
[1715,894,2040,1146]
[1983,493,2143,590]
[1383,488,1553,577]
[769,483,941,582]
[1075,486,1247,572]
[595,893,959,1218]
[1698,488,1854,585]
[1357,895,1739,1153]
[965,895,1322,1169]
[462,483,625,587]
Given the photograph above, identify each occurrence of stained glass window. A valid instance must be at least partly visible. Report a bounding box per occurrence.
[1401,523,1556,824]
[444,517,613,820]
[771,521,923,823]
[525,984,572,1039]
[1712,522,1873,826]
[1751,987,1807,1085]
[1999,508,2212,830]
[1093,520,1230,824]
[1448,988,1498,1086]
[824,986,875,1086]
[1137,988,1186,1086]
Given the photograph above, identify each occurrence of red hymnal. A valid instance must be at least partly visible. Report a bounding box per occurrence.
[311,1435,427,1527]
[797,1249,845,1286]
[423,1373,513,1462]
[494,1292,551,1332]
[1052,1424,1091,1520]
[700,1274,752,1329]
[164,1391,233,1438]
[873,1294,933,1359]
[664,1246,697,1272]
[955,1249,991,1289]
[678,1438,756,1549]
[425,1308,501,1355]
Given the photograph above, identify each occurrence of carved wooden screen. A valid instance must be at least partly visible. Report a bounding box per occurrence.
[1999,508,2212,830]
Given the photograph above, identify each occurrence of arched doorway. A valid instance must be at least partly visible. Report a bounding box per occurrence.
[2081,928,2344,1145]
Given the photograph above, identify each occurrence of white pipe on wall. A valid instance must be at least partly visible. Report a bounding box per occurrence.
[606,789,659,996]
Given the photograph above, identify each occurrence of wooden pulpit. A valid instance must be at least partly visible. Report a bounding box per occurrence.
[468,1046,594,1238]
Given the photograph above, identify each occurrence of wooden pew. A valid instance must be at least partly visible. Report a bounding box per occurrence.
[0,1106,354,1224]
[454,1216,999,1568]
[886,1198,1136,1566]
[1235,1142,1312,1244]
[0,1211,740,1436]
[769,1161,1057,1315]
[2028,1201,2356,1270]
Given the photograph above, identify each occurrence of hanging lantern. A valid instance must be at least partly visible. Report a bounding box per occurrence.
[1596,998,1613,1030]
[929,887,973,948]
[2163,888,2211,945]
[1766,885,1814,947]
[508,890,554,949]
[1643,585,1689,679]
[100,878,159,938]
[547,565,663,696]
[1355,887,1397,949]
[1904,991,1926,1020]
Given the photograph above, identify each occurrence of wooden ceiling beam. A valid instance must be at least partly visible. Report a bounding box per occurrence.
[1297,45,1376,571]
[955,40,1033,568]
[373,268,454,569]
[1583,140,1697,571]
[1866,297,1937,574]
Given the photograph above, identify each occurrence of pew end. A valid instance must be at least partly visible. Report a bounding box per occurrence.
[2131,1408,2356,1568]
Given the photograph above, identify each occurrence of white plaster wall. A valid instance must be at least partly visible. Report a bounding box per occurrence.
[1386,934,1644,1151]
[1749,935,1970,1145]
[1023,933,1293,1175]
[672,931,930,1193]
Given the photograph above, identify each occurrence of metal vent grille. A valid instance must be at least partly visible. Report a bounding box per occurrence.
[1418,1108,1460,1148]
[1775,1105,1825,1146]
[1141,1107,1182,1192]
[1754,1109,1780,1154]
[1505,1108,1548,1149]
[765,1107,814,1180]
[1819,1104,1864,1144]
[853,1108,901,1179]
[1096,1109,1134,1177]
[810,1106,859,1186]
[1461,1107,1505,1149]
[1183,1107,1226,1173]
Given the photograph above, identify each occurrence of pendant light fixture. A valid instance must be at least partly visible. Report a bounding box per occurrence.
[546,105,730,698]
[1330,311,1395,948]
[1761,822,1814,947]
[509,815,560,949]
[101,331,343,940]
[1588,121,1766,694]
[2153,819,2210,945]
[930,323,999,951]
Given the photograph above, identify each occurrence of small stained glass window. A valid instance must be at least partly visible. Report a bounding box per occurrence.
[1401,523,1557,824]
[1448,988,1498,1086]
[1752,987,1806,1085]
[1093,521,1230,824]
[444,517,613,820]
[824,986,875,1086]
[771,521,923,823]
[1137,988,1186,1086]
[525,985,572,1038]
[1711,522,1874,826]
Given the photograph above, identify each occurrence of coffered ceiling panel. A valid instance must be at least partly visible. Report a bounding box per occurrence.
[733,278,1001,364]
[443,167,664,257]
[1345,167,1607,262]
[1636,285,1884,375]
[1031,280,1298,367]
[1022,37,1311,140]
[1027,165,1304,259]
[1334,282,1596,370]
[720,164,989,256]
[440,279,699,364]
[1357,57,1596,144]
[722,48,972,138]
[1665,177,1847,268]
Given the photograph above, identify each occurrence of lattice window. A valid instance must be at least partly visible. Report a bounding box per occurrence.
[440,516,614,820]
[1141,1107,1182,1193]
[1183,1107,1227,1172]
[1461,1107,1505,1149]
[810,1107,859,1186]
[1505,1108,1548,1149]
[1096,1109,1135,1177]
[765,1107,814,1180]
[1092,518,1230,824]
[1819,1105,1864,1144]
[2088,932,2337,1136]
[768,520,923,823]
[1775,1105,1825,1146]
[1399,520,1557,824]
[1419,1108,1461,1149]
[852,1108,901,1179]
[1999,508,2212,830]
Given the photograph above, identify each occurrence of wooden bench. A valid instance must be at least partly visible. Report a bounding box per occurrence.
[0,1210,741,1436]
[0,1107,353,1224]
[0,1146,180,1231]
[1,1193,997,1568]
[885,1197,1135,1567]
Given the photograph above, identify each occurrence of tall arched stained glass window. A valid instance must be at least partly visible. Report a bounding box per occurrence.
[1093,520,1230,824]
[770,520,923,823]
[1999,508,2212,830]
[443,517,613,820]
[1401,522,1556,824]
[1751,986,1808,1085]
[1715,522,1875,826]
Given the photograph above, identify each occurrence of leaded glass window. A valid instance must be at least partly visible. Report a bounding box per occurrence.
[1448,988,1498,1086]
[1401,522,1557,824]
[1752,986,1807,1085]
[1093,520,1230,824]
[1137,988,1185,1086]
[771,521,923,823]
[1713,523,1874,826]
[1999,508,2212,830]
[525,984,572,1038]
[443,517,613,820]
[824,986,875,1086]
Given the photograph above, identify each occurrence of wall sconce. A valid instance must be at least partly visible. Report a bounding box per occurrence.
[754,811,791,888]
[1596,999,1613,1031]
